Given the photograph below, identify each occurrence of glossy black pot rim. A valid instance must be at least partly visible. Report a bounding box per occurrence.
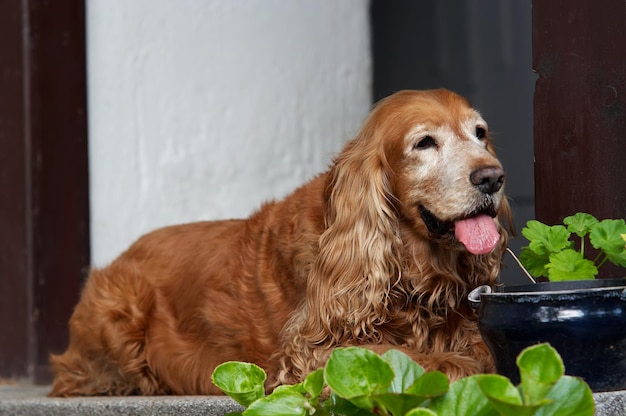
[468,279,626,306]
[495,278,626,294]
[489,285,626,298]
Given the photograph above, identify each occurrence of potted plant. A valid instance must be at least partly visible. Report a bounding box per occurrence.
[469,212,626,392]
[212,344,594,416]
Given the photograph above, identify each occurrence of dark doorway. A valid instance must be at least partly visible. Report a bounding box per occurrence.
[370,0,536,284]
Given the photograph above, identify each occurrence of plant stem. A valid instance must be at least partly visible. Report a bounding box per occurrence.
[593,251,603,265]
[580,236,585,258]
[506,248,537,284]
[597,254,609,269]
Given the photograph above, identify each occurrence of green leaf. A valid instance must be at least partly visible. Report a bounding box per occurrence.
[477,375,543,416]
[325,394,374,416]
[477,375,522,405]
[373,393,430,416]
[405,409,438,416]
[517,344,563,405]
[428,375,498,416]
[243,389,311,416]
[406,371,449,397]
[373,371,448,416]
[381,349,425,393]
[590,219,626,267]
[563,212,598,237]
[533,376,594,416]
[545,249,598,281]
[521,221,572,256]
[212,361,266,407]
[272,384,305,395]
[373,371,449,415]
[324,347,394,411]
[519,246,551,278]
[303,369,324,399]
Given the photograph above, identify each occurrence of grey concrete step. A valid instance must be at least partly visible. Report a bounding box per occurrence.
[0,386,243,416]
[1,385,626,415]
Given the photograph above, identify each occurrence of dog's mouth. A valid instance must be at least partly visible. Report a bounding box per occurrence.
[419,202,499,255]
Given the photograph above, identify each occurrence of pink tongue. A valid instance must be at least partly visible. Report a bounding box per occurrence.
[454,214,500,255]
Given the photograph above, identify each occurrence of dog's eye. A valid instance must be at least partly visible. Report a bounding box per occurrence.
[414,136,437,150]
[475,127,487,140]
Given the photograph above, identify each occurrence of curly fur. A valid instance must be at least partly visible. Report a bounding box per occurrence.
[49,89,512,396]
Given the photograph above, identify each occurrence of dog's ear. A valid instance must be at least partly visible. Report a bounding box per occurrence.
[303,130,404,343]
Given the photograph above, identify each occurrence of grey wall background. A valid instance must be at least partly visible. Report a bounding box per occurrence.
[371,0,535,285]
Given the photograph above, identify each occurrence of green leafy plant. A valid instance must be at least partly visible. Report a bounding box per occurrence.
[211,344,593,416]
[519,212,626,281]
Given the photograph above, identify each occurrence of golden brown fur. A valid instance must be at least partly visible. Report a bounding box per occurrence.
[49,89,512,396]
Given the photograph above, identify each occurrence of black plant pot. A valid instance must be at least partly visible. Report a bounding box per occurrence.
[469,279,626,392]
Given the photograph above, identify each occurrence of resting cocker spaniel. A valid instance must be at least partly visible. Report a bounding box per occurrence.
[49,89,511,396]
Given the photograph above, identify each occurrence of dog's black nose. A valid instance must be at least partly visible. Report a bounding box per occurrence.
[470,166,504,194]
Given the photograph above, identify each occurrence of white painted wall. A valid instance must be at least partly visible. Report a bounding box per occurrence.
[87,0,372,266]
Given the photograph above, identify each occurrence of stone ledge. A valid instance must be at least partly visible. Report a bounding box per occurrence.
[595,391,626,415]
[2,385,625,415]
[0,386,243,416]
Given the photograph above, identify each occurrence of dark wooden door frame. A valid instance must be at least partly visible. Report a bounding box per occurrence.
[532,0,626,277]
[533,0,626,224]
[0,0,89,383]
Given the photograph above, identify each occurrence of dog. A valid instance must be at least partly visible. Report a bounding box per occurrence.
[49,89,511,396]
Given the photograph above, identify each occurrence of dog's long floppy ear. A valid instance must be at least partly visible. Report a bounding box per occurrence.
[304,127,404,344]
